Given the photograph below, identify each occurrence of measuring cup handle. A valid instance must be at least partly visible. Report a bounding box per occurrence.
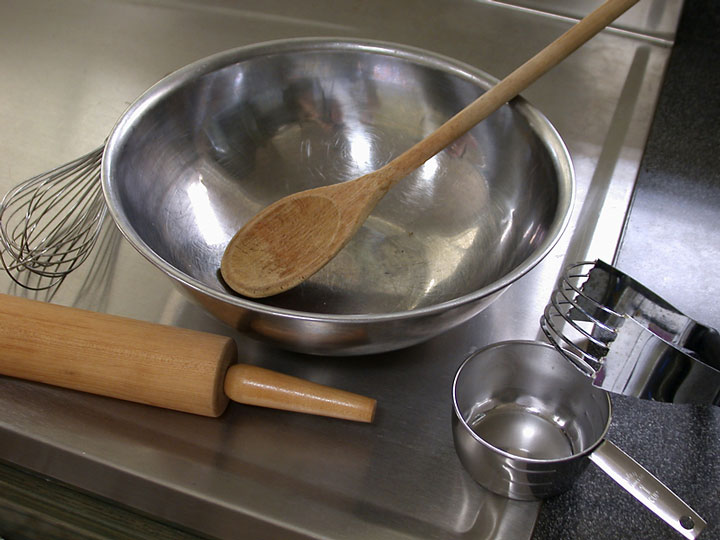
[588,440,706,539]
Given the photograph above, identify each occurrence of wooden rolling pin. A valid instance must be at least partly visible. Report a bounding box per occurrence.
[0,293,376,422]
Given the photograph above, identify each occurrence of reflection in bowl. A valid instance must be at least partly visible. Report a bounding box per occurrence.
[102,38,574,355]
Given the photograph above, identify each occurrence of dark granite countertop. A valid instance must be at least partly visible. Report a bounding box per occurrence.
[533,0,720,538]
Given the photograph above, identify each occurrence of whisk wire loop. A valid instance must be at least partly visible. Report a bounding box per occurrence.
[540,261,620,377]
[0,145,107,285]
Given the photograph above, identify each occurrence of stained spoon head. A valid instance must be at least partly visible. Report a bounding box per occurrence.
[220,181,375,298]
[220,195,338,297]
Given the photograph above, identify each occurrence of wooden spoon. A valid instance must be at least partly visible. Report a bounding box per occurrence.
[221,0,639,298]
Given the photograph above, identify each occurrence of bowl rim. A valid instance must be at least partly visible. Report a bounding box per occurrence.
[102,37,575,324]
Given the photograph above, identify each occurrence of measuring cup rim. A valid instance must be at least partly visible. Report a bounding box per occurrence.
[452,339,613,464]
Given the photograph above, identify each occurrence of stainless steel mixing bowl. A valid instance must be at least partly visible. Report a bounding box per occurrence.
[102,38,574,355]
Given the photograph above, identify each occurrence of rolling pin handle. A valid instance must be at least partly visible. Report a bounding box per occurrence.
[224,364,377,423]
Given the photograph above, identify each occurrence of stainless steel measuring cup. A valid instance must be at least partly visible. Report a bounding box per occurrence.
[452,340,706,540]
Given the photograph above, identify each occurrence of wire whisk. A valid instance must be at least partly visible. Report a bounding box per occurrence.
[0,145,107,288]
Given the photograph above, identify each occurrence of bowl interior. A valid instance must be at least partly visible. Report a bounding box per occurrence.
[105,42,570,316]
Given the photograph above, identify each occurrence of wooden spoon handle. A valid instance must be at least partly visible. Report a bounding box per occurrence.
[378,0,640,185]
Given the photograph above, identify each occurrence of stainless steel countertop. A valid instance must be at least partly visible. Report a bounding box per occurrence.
[0,1,681,538]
